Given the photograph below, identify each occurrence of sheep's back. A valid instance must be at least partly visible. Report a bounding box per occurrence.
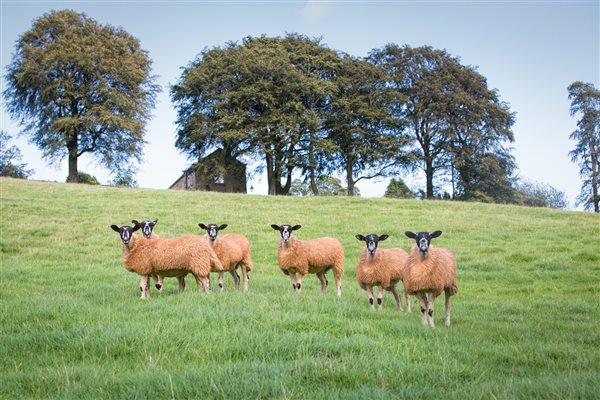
[404,246,456,296]
[149,235,214,275]
[356,248,406,288]
[304,237,344,273]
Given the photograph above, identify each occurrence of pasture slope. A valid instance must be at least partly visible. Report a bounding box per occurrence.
[0,177,598,399]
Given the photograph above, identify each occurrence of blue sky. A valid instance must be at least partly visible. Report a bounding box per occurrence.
[1,0,598,208]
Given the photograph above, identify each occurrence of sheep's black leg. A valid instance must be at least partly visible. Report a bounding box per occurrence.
[427,292,436,327]
[366,286,375,310]
[416,293,428,326]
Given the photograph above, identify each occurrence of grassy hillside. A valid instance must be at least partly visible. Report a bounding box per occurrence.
[1,177,598,399]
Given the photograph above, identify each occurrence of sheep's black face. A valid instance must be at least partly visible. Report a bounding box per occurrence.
[199,223,227,241]
[134,219,157,239]
[356,234,389,256]
[405,231,442,256]
[111,224,140,245]
[271,224,301,242]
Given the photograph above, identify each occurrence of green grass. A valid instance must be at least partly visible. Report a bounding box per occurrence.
[1,177,598,399]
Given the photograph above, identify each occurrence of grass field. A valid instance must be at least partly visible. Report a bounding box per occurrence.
[1,177,598,399]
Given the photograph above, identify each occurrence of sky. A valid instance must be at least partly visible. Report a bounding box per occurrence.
[1,0,598,208]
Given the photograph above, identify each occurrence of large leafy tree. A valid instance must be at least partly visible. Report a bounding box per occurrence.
[369,45,449,198]
[325,55,412,196]
[369,45,515,200]
[171,34,341,195]
[439,60,516,202]
[3,10,160,182]
[568,81,600,212]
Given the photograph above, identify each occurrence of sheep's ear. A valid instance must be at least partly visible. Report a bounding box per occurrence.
[132,224,141,232]
[111,225,120,232]
[271,224,281,231]
[131,220,139,225]
[355,234,365,241]
[431,230,442,238]
[292,225,302,231]
[379,234,389,241]
[199,223,208,230]
[218,224,228,231]
[152,219,158,225]
[405,231,416,239]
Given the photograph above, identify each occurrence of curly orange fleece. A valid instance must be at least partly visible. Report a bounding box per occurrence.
[403,246,457,297]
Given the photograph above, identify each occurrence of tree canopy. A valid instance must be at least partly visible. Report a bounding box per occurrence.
[568,81,600,212]
[369,44,515,201]
[3,9,160,182]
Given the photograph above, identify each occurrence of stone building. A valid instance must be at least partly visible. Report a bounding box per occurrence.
[169,149,247,193]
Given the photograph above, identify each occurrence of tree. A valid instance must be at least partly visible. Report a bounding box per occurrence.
[369,45,515,200]
[0,130,34,178]
[384,178,414,199]
[568,81,600,212]
[514,180,568,209]
[438,61,516,202]
[325,55,412,196]
[109,168,138,188]
[369,45,449,198]
[3,10,160,182]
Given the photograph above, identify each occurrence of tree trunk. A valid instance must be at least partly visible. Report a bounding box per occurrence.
[266,150,276,196]
[346,155,354,196]
[67,133,78,182]
[425,156,434,199]
[309,133,319,196]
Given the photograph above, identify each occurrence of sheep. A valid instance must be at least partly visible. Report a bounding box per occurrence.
[404,230,458,327]
[270,224,344,297]
[198,223,253,292]
[131,219,187,294]
[110,222,223,298]
[355,234,411,312]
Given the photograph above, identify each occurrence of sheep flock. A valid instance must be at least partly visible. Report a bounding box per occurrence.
[111,220,458,327]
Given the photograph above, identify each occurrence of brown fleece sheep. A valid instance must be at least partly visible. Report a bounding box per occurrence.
[355,234,411,312]
[199,223,254,292]
[111,223,223,298]
[404,231,458,327]
[131,219,187,294]
[271,224,344,297]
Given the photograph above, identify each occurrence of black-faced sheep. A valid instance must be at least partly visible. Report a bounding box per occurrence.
[110,223,223,298]
[355,234,411,312]
[131,219,187,294]
[198,223,253,292]
[270,224,344,297]
[404,231,458,327]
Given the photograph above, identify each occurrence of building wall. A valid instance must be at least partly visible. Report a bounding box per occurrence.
[169,150,246,193]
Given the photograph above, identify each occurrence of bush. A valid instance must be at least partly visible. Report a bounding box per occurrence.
[384,178,415,199]
[72,172,99,185]
[0,131,33,179]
